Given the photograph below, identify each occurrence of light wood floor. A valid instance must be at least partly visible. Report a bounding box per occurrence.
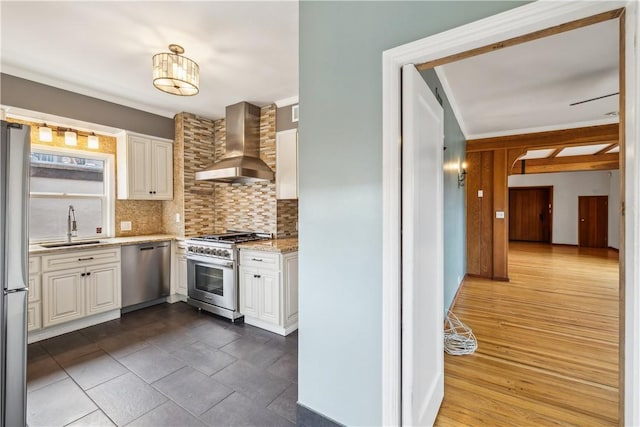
[435,242,619,426]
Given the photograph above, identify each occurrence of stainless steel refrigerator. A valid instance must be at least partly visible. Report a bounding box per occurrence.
[0,120,30,427]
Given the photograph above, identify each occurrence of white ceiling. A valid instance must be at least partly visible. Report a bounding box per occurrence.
[437,19,619,139]
[0,1,298,120]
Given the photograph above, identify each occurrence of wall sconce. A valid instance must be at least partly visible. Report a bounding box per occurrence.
[39,124,53,142]
[87,133,100,149]
[64,129,77,146]
[37,123,101,149]
[458,162,467,188]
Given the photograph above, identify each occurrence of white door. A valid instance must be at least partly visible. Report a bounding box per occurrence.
[401,64,444,426]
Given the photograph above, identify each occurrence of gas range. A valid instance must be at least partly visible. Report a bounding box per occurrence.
[186,232,271,260]
[185,231,270,322]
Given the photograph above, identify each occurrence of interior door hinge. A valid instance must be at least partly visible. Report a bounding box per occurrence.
[621,201,625,216]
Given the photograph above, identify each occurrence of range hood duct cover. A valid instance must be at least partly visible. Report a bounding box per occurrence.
[195,102,274,183]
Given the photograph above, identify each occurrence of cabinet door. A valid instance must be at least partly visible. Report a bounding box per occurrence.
[42,268,85,327]
[152,140,173,200]
[282,253,298,324]
[127,135,151,198]
[239,267,260,318]
[177,255,188,296]
[28,274,41,302]
[27,302,42,331]
[259,270,280,325]
[276,130,298,200]
[86,262,121,316]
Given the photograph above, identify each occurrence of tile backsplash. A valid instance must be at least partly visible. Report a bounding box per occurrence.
[176,105,298,239]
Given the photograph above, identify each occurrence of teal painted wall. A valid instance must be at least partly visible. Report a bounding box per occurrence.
[419,69,467,313]
[298,2,528,425]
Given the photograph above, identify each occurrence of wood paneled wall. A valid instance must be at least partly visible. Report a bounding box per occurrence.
[466,151,494,278]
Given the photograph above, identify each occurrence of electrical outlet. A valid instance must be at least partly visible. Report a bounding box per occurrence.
[175,213,181,223]
[120,221,132,231]
[478,190,483,198]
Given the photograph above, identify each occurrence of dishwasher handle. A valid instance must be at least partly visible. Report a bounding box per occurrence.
[139,246,155,251]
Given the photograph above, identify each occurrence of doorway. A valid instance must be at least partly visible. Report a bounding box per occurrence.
[509,187,553,243]
[382,2,639,426]
[579,195,609,248]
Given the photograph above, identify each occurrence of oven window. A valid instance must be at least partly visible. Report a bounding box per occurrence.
[195,264,224,296]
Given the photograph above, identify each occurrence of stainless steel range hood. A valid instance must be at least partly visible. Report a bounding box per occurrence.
[195,102,274,183]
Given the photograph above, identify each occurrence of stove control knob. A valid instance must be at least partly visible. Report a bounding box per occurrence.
[222,250,230,258]
[204,248,212,255]
[197,247,205,254]
[214,249,222,256]
[187,246,194,252]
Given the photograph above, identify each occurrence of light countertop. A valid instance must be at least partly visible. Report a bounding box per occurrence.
[29,234,176,255]
[237,237,298,253]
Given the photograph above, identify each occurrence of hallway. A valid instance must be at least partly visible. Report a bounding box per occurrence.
[435,242,619,426]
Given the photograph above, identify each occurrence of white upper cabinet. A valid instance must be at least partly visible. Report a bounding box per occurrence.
[117,133,173,200]
[276,129,298,200]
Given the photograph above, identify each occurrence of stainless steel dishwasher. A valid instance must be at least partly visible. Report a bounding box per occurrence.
[121,241,171,313]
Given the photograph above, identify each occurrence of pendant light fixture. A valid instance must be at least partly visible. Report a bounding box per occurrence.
[152,44,199,96]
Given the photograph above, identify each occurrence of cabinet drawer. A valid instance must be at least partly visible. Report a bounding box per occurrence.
[27,302,42,332]
[240,250,279,270]
[42,248,121,272]
[29,257,41,274]
[28,274,41,302]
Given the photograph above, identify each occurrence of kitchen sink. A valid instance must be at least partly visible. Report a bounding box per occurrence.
[40,240,102,248]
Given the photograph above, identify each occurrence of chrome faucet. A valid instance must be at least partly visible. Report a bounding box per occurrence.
[67,205,78,242]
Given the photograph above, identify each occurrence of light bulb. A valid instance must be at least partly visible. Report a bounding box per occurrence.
[39,125,53,142]
[65,130,77,146]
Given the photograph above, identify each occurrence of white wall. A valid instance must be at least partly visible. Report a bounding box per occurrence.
[508,170,619,248]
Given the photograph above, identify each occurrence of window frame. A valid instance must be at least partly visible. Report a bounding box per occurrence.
[29,144,116,242]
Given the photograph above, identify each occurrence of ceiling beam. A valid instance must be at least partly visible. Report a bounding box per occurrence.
[548,147,565,158]
[596,143,619,155]
[416,9,623,71]
[466,123,619,152]
[511,152,619,174]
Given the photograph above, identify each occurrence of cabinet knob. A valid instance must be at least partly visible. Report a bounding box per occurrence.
[81,273,85,277]
[254,274,261,279]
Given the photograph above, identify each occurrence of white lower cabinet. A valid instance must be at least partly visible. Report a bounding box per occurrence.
[86,262,121,316]
[41,248,121,329]
[28,256,42,331]
[43,268,85,327]
[176,248,188,296]
[239,250,298,335]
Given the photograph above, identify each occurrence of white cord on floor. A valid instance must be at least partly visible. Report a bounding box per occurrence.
[444,311,477,355]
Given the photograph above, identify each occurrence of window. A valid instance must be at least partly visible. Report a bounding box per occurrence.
[29,145,115,242]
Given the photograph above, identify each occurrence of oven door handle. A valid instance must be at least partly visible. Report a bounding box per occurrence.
[188,255,234,269]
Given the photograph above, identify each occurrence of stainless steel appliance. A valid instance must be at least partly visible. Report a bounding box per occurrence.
[1,120,30,426]
[195,102,274,183]
[186,232,269,321]
[121,241,171,313]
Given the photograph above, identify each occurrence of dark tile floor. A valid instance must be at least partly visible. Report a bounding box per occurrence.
[27,302,298,427]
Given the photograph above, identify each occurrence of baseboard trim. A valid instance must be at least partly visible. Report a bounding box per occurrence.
[296,403,344,427]
[28,309,120,343]
[492,276,510,282]
[448,274,467,313]
[609,246,620,252]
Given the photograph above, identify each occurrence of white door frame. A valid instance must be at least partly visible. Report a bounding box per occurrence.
[381,1,639,425]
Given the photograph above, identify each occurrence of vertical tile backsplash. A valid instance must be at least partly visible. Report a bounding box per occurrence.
[213,105,278,235]
[177,104,297,239]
